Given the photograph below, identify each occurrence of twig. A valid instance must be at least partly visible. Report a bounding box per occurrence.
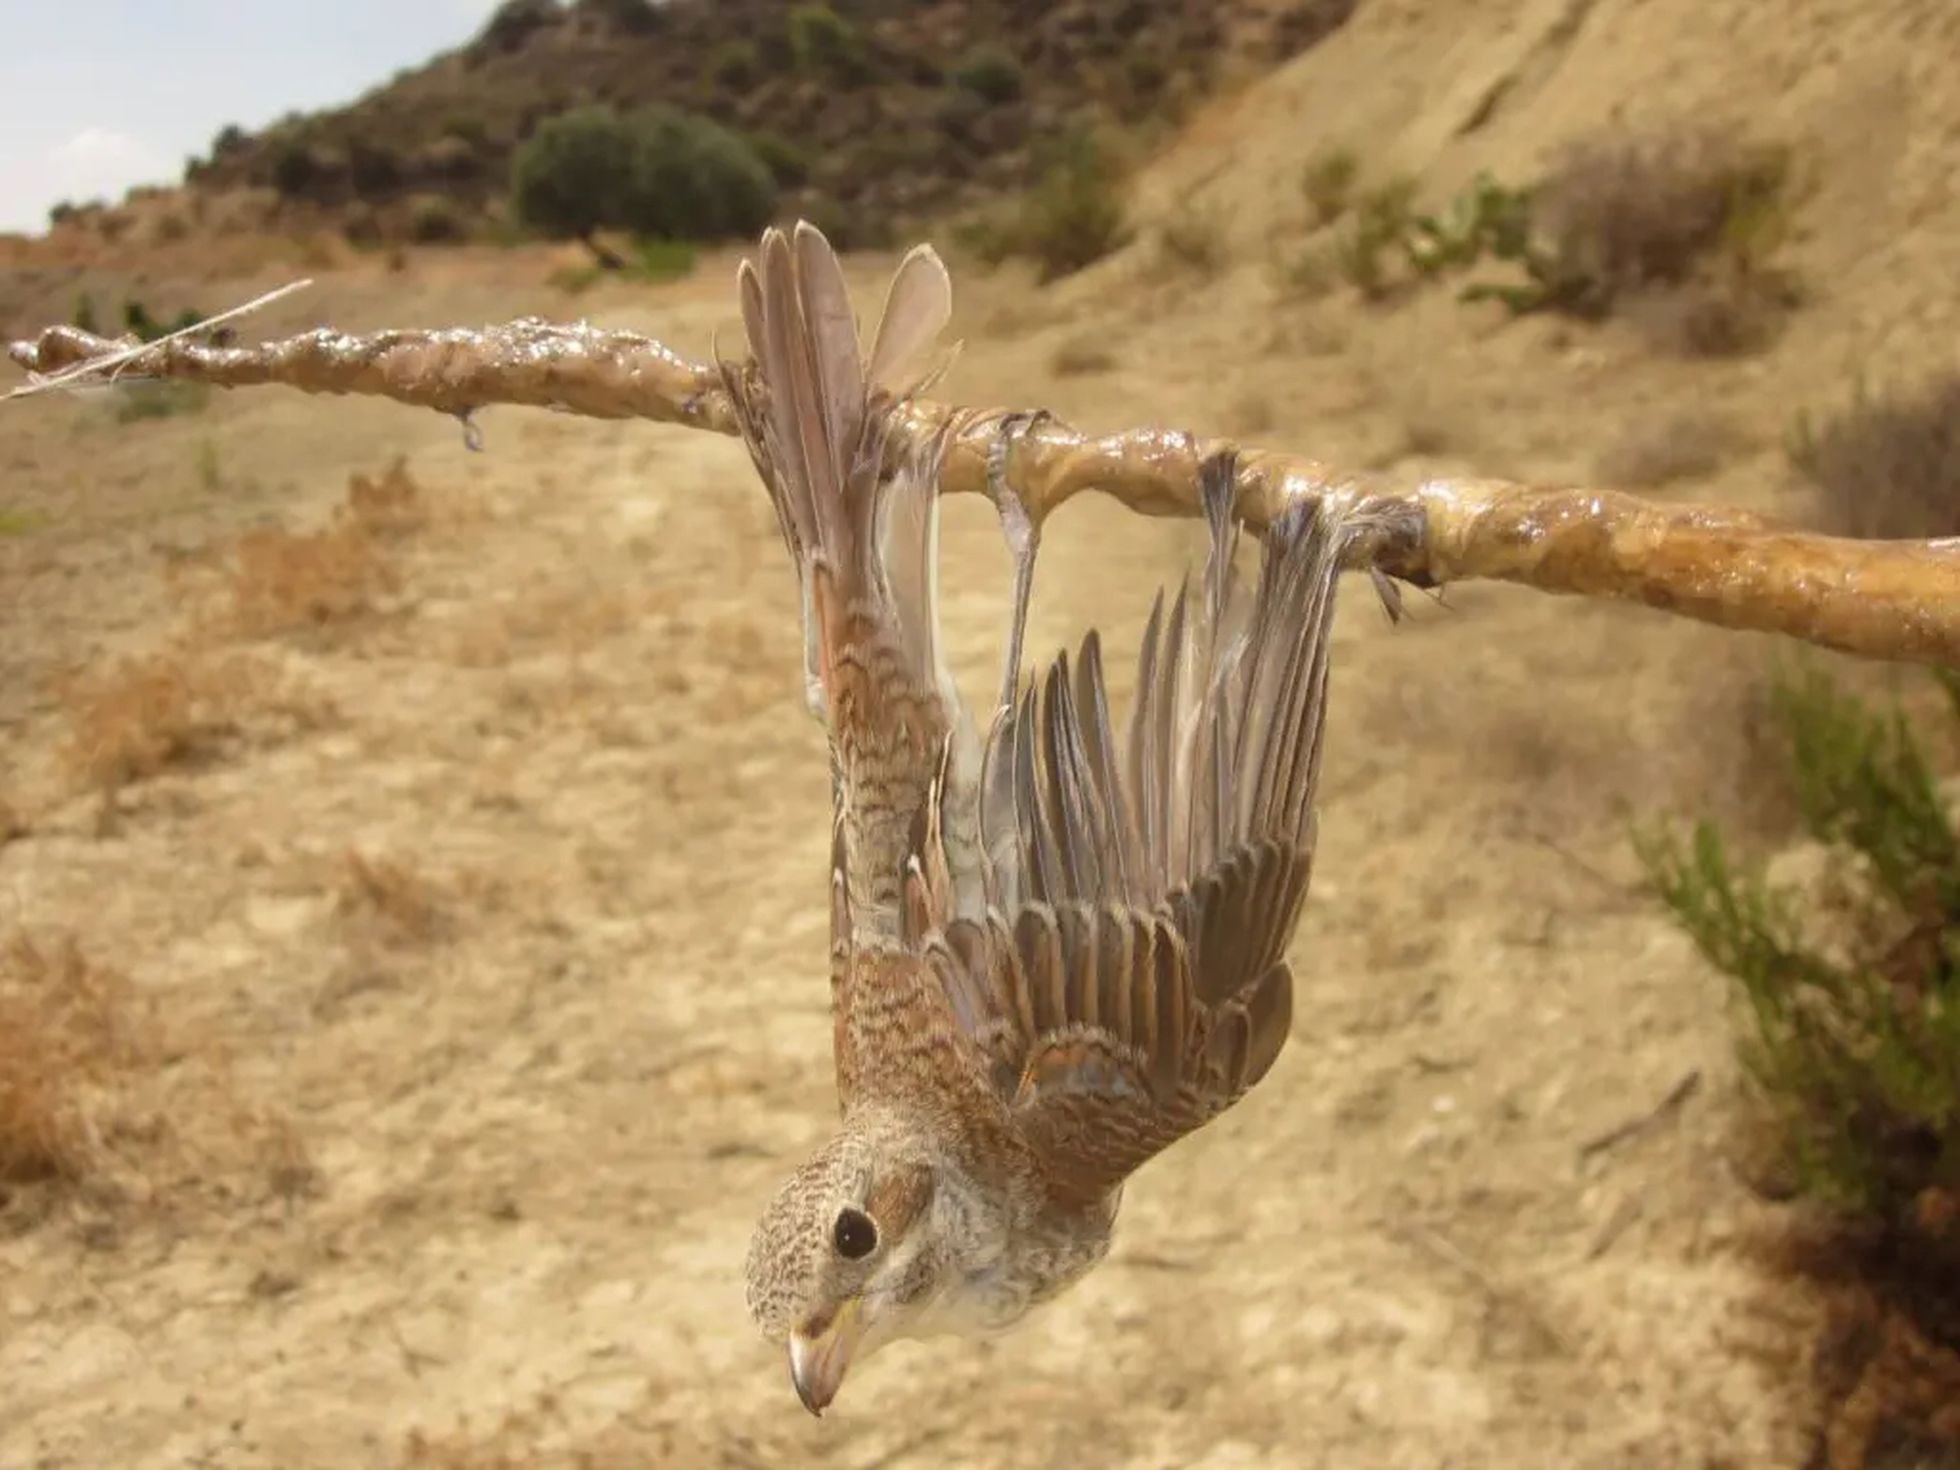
[4,279,313,401]
[8,252,1959,667]
[1577,1069,1703,1162]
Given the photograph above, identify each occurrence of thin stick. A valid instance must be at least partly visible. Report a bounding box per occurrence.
[4,279,314,402]
[9,278,1959,668]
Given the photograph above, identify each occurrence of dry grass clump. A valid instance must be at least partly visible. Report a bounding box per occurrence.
[228,521,396,635]
[1789,375,1960,540]
[1593,410,1737,488]
[1302,145,1360,225]
[0,933,147,1187]
[226,458,429,638]
[1530,128,1804,353]
[1156,203,1227,277]
[336,849,452,947]
[0,931,315,1226]
[61,645,327,794]
[1533,129,1798,307]
[65,647,255,791]
[344,455,431,537]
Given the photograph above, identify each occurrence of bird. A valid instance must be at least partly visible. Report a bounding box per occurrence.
[717,220,1366,1417]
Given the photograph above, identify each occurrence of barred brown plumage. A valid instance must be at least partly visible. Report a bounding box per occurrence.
[722,221,1369,1417]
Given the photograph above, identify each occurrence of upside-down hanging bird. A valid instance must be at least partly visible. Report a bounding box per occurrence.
[717,222,1369,1416]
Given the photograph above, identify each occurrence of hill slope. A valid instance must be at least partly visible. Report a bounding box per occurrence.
[93,0,1358,248]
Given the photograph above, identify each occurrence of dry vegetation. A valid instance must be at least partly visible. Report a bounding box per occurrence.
[336,849,453,948]
[57,460,436,796]
[1594,410,1737,489]
[225,456,428,638]
[1790,375,1960,541]
[0,934,147,1188]
[60,645,309,794]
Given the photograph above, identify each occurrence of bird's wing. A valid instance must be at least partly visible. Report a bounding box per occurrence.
[941,453,1359,1207]
[718,223,983,1109]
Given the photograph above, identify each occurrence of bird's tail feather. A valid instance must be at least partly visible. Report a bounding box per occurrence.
[720,221,957,722]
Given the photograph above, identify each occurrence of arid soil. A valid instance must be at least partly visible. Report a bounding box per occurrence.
[4,0,1958,1465]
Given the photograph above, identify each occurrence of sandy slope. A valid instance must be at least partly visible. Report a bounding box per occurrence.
[4,1,1958,1464]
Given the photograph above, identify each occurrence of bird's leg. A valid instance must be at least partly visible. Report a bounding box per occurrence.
[985,408,1051,715]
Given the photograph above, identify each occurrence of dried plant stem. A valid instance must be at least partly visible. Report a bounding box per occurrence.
[10,317,1958,667]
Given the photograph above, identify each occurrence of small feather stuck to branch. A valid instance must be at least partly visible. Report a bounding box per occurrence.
[9,296,1957,668]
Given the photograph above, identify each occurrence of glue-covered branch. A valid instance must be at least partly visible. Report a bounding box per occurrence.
[11,316,1957,668]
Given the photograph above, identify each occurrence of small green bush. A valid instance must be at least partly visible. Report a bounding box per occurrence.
[1331,177,1417,298]
[745,130,812,187]
[347,139,403,198]
[1302,146,1359,225]
[510,104,776,250]
[122,299,203,343]
[1788,375,1960,541]
[628,107,776,239]
[1015,123,1131,282]
[1635,665,1960,1233]
[709,38,762,89]
[1158,204,1227,277]
[408,197,468,244]
[952,44,1024,105]
[787,5,870,83]
[269,139,319,198]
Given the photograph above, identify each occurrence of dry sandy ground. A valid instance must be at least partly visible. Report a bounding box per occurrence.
[4,0,1958,1465]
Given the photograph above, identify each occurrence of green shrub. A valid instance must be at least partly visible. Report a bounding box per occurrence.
[1331,177,1417,298]
[510,104,776,250]
[1302,146,1359,224]
[709,38,762,89]
[347,138,403,198]
[787,5,870,83]
[1788,376,1960,541]
[122,299,203,343]
[1537,132,1795,306]
[627,107,776,239]
[952,44,1024,105]
[1158,203,1226,276]
[477,0,557,53]
[510,107,635,243]
[1635,665,1960,1234]
[408,197,468,244]
[269,139,319,198]
[573,0,660,32]
[1015,123,1131,282]
[745,129,812,187]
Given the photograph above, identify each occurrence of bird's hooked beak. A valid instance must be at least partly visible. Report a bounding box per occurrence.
[788,1297,865,1416]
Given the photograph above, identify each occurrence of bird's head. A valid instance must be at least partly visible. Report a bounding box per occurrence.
[744,1115,1000,1415]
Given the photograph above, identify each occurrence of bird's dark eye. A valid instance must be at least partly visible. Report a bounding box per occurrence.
[833,1207,878,1260]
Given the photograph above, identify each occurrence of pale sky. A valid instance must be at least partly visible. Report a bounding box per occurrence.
[0,1,504,234]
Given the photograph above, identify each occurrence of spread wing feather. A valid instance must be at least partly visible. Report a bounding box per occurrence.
[949,451,1356,1205]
